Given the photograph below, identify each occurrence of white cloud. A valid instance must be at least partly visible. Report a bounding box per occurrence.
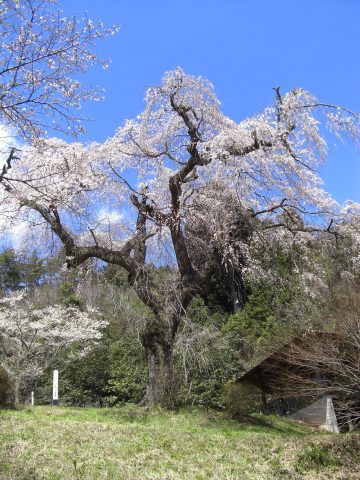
[0,123,19,152]
[96,208,123,224]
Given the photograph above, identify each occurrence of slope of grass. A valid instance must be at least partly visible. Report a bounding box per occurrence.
[0,405,359,479]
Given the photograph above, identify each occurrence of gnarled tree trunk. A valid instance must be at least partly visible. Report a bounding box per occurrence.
[140,314,178,408]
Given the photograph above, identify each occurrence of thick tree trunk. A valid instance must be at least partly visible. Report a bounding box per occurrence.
[13,377,20,407]
[141,315,177,408]
[143,341,174,408]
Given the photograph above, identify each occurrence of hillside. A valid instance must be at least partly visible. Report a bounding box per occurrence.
[0,406,359,479]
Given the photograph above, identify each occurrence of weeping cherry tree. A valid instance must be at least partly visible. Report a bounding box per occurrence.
[0,68,360,406]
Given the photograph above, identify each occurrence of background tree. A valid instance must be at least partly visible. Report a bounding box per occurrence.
[57,265,149,407]
[0,247,46,294]
[0,248,20,292]
[0,68,360,407]
[0,291,107,406]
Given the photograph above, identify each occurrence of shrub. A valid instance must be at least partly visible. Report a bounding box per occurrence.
[222,382,263,418]
[0,367,12,406]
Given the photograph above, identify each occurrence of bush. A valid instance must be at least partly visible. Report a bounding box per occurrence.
[174,297,241,409]
[222,287,285,362]
[222,382,263,418]
[0,368,12,406]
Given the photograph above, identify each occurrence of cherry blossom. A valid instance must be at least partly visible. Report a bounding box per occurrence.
[1,68,359,406]
[0,291,107,405]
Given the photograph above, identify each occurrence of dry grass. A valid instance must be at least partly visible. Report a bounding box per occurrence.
[0,405,359,479]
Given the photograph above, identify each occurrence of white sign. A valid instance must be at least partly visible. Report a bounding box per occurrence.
[52,369,58,405]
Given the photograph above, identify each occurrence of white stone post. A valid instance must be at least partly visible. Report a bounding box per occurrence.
[31,391,34,406]
[52,369,59,406]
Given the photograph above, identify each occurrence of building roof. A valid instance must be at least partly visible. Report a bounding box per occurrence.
[239,331,339,395]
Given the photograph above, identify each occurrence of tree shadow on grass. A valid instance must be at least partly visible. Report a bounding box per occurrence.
[237,414,316,436]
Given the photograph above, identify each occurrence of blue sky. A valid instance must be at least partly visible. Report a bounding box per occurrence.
[61,0,360,203]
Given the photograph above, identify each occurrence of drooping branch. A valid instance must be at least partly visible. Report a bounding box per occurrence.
[300,103,360,120]
[252,198,288,217]
[262,219,339,238]
[19,197,77,255]
[252,199,333,222]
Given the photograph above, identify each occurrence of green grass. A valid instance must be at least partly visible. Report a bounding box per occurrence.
[0,405,359,479]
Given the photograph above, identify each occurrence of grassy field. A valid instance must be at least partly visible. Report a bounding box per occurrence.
[0,406,359,480]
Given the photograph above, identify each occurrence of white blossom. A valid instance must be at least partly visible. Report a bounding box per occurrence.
[0,68,359,300]
[0,291,107,398]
